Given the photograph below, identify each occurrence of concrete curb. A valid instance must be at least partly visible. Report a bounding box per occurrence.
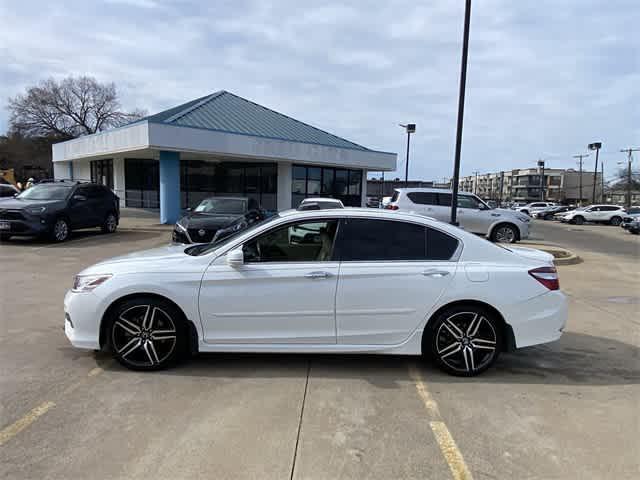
[519,242,582,266]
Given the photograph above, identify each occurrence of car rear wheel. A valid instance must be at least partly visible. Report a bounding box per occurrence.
[490,223,518,243]
[101,212,118,233]
[108,297,186,371]
[609,216,622,226]
[51,218,70,242]
[428,305,502,376]
[572,216,585,225]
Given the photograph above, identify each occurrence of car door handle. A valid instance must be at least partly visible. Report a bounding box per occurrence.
[305,271,333,279]
[422,269,450,278]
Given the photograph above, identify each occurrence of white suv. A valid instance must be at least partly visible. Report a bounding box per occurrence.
[517,202,556,216]
[560,205,626,225]
[386,188,530,243]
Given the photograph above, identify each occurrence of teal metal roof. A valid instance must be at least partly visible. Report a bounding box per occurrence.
[142,90,369,151]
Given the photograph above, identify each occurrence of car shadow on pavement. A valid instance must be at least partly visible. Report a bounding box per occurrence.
[94,331,639,387]
[1,230,162,248]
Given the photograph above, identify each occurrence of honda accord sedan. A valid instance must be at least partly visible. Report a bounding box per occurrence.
[64,209,567,376]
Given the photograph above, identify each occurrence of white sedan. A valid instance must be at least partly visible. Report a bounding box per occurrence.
[64,209,567,376]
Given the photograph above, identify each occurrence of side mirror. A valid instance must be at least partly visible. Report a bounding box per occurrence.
[73,194,87,202]
[226,248,244,267]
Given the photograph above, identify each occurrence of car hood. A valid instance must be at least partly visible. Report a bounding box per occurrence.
[177,212,243,229]
[0,198,65,209]
[508,246,554,265]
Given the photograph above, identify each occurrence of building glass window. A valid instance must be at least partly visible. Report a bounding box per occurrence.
[180,161,278,212]
[90,159,113,190]
[291,165,364,207]
[124,159,159,208]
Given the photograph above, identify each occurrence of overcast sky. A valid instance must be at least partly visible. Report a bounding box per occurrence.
[1,0,638,180]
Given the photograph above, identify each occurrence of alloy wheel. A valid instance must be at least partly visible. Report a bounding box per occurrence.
[53,219,69,241]
[435,311,497,374]
[112,305,177,368]
[494,226,516,243]
[105,214,117,232]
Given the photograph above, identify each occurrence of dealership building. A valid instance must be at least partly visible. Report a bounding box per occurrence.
[52,91,396,223]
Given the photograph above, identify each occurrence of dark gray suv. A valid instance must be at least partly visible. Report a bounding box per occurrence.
[0,180,119,242]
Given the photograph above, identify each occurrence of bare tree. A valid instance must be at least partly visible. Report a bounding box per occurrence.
[8,76,145,139]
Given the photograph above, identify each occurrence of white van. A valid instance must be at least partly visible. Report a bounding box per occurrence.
[386,188,531,243]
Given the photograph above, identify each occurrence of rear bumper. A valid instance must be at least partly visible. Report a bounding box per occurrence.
[504,291,568,348]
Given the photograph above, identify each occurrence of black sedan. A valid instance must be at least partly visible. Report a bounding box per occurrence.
[173,197,264,244]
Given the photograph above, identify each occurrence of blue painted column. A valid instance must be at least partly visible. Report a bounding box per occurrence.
[159,150,181,224]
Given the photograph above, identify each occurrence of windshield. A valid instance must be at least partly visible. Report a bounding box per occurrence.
[194,198,247,215]
[186,214,279,256]
[17,184,72,201]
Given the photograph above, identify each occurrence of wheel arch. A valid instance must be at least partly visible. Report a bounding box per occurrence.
[488,221,521,242]
[421,299,516,354]
[99,292,199,354]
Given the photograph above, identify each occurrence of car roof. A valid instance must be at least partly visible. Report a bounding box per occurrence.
[300,197,343,203]
[393,187,474,196]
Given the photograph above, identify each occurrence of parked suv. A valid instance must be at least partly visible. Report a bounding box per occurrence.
[516,202,556,216]
[560,205,626,225]
[0,180,119,242]
[386,188,530,243]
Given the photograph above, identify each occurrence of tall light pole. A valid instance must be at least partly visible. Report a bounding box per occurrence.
[620,148,639,209]
[399,123,416,184]
[537,159,545,201]
[473,170,479,195]
[450,0,472,225]
[588,142,602,203]
[573,153,589,206]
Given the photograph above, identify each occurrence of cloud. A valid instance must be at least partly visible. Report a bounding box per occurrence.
[0,0,638,181]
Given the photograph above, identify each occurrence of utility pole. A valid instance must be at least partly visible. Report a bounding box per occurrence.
[537,160,545,201]
[601,161,605,202]
[588,142,602,203]
[573,153,589,206]
[450,0,472,225]
[473,170,479,195]
[498,171,504,206]
[620,148,639,209]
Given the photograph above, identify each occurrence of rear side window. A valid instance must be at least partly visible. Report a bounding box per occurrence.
[336,219,460,261]
[390,191,400,202]
[407,192,438,205]
[602,206,620,211]
[437,193,452,206]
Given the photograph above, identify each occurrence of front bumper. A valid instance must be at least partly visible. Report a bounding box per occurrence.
[0,214,54,236]
[64,290,103,350]
[504,290,568,349]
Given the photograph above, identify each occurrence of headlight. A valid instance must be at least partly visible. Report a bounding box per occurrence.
[27,206,46,214]
[72,274,112,292]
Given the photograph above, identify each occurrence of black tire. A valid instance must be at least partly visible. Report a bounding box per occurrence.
[490,223,518,243]
[544,213,552,220]
[107,296,187,371]
[609,216,622,226]
[630,229,639,235]
[101,212,118,234]
[0,234,11,241]
[426,304,502,376]
[50,218,71,242]
[572,215,585,225]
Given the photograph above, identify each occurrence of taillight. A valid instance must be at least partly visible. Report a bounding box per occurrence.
[385,204,399,210]
[528,266,559,290]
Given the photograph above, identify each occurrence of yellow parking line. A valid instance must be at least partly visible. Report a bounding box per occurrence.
[409,364,473,480]
[0,401,55,447]
[88,367,103,377]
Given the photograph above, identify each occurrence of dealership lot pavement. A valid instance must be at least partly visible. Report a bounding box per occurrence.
[0,223,638,479]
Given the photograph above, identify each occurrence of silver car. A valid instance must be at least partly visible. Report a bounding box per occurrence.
[386,188,530,243]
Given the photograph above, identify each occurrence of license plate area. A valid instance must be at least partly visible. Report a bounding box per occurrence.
[0,221,10,230]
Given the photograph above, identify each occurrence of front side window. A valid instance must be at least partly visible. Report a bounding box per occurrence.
[407,192,437,205]
[458,195,483,209]
[243,220,338,263]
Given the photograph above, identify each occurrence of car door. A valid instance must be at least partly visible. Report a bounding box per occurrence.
[456,194,493,234]
[198,219,340,344]
[584,206,600,221]
[67,186,95,228]
[334,218,459,345]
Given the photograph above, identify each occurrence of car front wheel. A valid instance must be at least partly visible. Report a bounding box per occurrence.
[490,223,518,243]
[428,305,502,376]
[51,218,70,242]
[108,297,186,371]
[572,216,585,225]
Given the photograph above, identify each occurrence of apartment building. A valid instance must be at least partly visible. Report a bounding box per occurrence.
[459,167,602,205]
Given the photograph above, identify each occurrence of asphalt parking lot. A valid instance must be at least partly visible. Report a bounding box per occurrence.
[0,222,638,479]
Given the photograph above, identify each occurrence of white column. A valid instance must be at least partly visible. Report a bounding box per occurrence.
[72,160,91,182]
[53,161,71,180]
[277,162,292,211]
[113,157,125,208]
[361,169,368,207]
